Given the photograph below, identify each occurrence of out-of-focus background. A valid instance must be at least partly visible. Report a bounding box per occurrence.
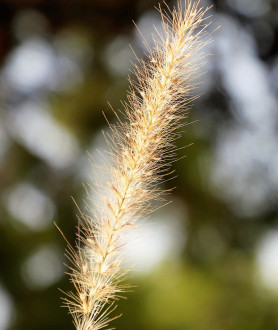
[0,0,278,329]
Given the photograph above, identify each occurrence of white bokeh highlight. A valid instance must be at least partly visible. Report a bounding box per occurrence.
[0,284,13,330]
[256,230,278,293]
[6,183,55,231]
[210,14,278,218]
[22,245,64,290]
[7,101,80,170]
[123,203,186,273]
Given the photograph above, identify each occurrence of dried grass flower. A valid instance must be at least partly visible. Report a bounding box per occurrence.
[60,1,212,328]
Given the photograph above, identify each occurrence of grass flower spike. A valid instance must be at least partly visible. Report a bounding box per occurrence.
[61,1,212,328]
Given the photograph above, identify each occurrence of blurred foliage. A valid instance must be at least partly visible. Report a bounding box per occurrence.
[0,0,278,329]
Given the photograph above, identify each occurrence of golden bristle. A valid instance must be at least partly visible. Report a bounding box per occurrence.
[62,1,212,329]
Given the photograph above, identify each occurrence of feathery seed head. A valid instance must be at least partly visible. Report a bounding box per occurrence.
[62,1,212,328]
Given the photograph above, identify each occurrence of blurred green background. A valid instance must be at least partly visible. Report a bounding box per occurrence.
[0,0,278,329]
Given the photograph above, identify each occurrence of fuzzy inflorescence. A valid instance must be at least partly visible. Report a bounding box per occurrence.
[62,1,212,329]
